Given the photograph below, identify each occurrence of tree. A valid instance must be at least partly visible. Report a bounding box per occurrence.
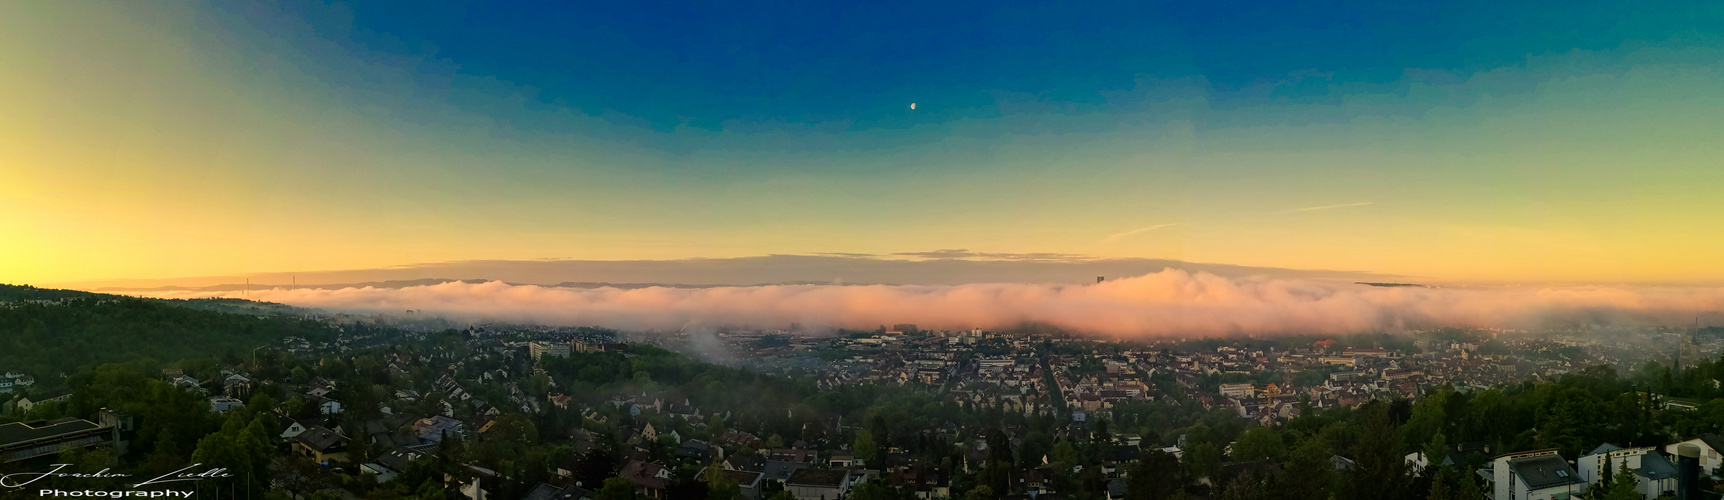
[987,429,1014,465]
[568,446,621,488]
[848,479,898,500]
[1534,388,1594,457]
[1599,461,1641,500]
[1127,448,1185,500]
[1231,427,1286,463]
[1425,475,1452,500]
[1051,440,1080,466]
[963,485,995,500]
[1215,471,1270,500]
[703,460,744,500]
[1347,403,1407,500]
[1429,466,1481,500]
[1277,437,1335,500]
[597,477,638,500]
[270,456,334,500]
[854,429,880,464]
[1420,432,1449,476]
[1403,388,1450,450]
[1181,443,1222,484]
[191,415,272,492]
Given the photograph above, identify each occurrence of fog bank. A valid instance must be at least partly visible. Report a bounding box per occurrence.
[139,270,1724,337]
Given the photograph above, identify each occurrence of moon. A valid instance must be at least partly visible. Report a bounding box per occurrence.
[909,103,916,110]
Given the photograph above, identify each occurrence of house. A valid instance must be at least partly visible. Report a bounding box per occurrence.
[223,374,252,399]
[363,446,430,484]
[169,374,201,390]
[620,460,671,498]
[675,439,721,462]
[413,415,465,444]
[290,425,349,464]
[829,452,857,468]
[459,477,485,500]
[1579,444,1679,498]
[0,410,133,463]
[769,448,819,464]
[721,431,764,450]
[280,420,316,439]
[888,466,950,499]
[1664,435,1724,477]
[16,391,71,414]
[0,372,33,394]
[1106,478,1128,500]
[1220,383,1254,399]
[308,377,338,394]
[723,455,766,472]
[703,468,764,500]
[1012,467,1051,495]
[521,482,592,500]
[362,414,425,449]
[665,400,702,422]
[208,397,245,413]
[759,460,807,485]
[1484,449,1586,500]
[358,461,396,483]
[785,469,850,500]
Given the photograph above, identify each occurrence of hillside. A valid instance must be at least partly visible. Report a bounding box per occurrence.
[0,284,339,381]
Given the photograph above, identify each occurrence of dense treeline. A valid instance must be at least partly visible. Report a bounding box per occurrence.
[0,285,339,378]
[1118,362,1724,500]
[0,284,97,302]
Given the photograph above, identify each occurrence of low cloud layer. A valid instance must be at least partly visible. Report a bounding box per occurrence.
[139,270,1724,337]
[63,255,1389,291]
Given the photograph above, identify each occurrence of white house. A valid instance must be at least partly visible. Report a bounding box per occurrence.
[1485,449,1587,500]
[1578,444,1677,499]
[1664,435,1724,478]
[0,372,34,394]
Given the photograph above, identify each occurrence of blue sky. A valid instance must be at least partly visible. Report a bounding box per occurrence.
[241,0,1721,133]
[5,0,1724,284]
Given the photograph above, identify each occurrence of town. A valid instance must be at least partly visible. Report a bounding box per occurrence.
[3,289,1724,500]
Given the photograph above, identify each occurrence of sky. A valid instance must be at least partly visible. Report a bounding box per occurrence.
[5,0,1724,287]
